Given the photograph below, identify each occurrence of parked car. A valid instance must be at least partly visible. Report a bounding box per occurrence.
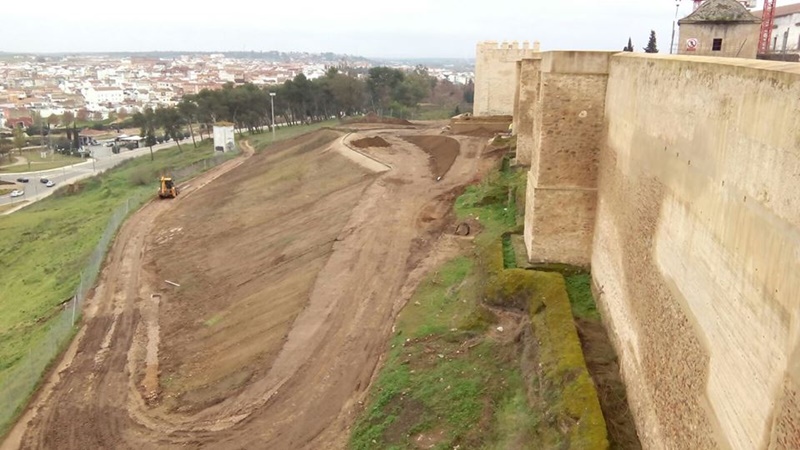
[10,189,24,197]
[40,177,49,184]
[46,180,55,188]
[16,177,29,183]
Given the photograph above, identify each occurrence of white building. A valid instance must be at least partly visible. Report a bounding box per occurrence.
[213,124,235,152]
[767,3,800,53]
[84,87,124,105]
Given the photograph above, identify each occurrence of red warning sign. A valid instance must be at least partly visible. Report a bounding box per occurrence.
[686,38,698,51]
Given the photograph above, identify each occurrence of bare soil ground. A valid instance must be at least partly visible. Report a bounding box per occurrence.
[401,135,460,180]
[342,114,413,126]
[5,125,494,449]
[350,136,391,149]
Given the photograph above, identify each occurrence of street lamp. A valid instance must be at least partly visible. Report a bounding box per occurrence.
[270,92,276,142]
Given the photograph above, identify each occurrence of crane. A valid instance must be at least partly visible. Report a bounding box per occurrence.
[758,0,778,54]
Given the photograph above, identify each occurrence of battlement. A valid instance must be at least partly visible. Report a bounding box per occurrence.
[477,40,541,52]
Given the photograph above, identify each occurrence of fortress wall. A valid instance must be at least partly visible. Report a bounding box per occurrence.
[594,54,800,449]
[474,41,540,116]
[514,59,541,166]
[524,51,613,266]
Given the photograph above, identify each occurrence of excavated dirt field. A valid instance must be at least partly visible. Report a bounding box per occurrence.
[4,125,495,450]
[342,114,413,126]
[402,135,460,179]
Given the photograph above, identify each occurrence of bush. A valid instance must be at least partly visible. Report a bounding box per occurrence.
[128,166,155,186]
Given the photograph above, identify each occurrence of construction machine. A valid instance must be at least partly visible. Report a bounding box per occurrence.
[158,176,179,199]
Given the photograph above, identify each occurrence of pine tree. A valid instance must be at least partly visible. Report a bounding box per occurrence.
[644,31,659,53]
[624,38,634,52]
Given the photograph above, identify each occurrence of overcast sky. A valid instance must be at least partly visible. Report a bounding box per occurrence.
[2,1,707,58]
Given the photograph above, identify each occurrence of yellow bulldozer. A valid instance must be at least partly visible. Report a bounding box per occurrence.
[158,176,179,199]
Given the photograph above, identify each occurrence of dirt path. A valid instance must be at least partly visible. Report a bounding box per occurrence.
[5,127,494,450]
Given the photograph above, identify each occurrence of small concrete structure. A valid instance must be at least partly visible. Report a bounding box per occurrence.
[678,0,761,58]
[213,123,235,152]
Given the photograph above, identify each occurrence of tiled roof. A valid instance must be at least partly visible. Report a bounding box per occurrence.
[680,0,762,24]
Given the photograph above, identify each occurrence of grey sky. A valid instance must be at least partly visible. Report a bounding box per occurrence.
[2,1,705,58]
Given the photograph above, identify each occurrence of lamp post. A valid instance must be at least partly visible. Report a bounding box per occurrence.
[270,92,276,142]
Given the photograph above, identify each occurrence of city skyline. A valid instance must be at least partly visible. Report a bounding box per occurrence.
[3,0,705,57]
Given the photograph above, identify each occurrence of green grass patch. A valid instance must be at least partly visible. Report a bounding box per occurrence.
[564,273,600,321]
[0,151,83,173]
[246,120,339,151]
[350,257,529,450]
[454,160,524,244]
[502,234,517,269]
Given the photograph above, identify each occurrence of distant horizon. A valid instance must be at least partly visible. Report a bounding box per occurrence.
[0,49,476,62]
[3,0,701,59]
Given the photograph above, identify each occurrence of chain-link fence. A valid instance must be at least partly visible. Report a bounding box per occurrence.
[169,150,235,182]
[0,148,237,436]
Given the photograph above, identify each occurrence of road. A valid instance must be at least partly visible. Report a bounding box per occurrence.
[0,141,179,213]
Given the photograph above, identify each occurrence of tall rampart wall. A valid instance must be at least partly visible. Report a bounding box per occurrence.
[523,52,613,267]
[513,59,541,165]
[474,41,540,116]
[594,54,800,450]
[505,50,800,449]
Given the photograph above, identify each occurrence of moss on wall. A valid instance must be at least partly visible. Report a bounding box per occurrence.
[479,236,609,448]
[531,271,609,449]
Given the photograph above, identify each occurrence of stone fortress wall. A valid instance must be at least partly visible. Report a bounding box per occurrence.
[473,40,540,117]
[494,50,800,449]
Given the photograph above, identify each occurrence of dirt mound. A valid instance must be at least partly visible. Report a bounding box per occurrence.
[402,135,460,180]
[343,114,413,126]
[351,136,391,149]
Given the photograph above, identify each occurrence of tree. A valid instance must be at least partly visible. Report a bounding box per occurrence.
[0,137,12,163]
[156,107,184,152]
[13,127,26,156]
[624,38,634,52]
[77,108,90,122]
[61,111,75,127]
[118,108,128,120]
[463,79,475,104]
[92,111,103,121]
[644,31,658,53]
[133,108,158,161]
[72,122,80,152]
[367,67,405,113]
[46,114,60,128]
[177,98,199,148]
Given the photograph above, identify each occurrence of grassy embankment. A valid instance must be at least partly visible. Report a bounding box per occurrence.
[351,146,615,449]
[0,122,329,437]
[246,120,339,150]
[0,150,83,174]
